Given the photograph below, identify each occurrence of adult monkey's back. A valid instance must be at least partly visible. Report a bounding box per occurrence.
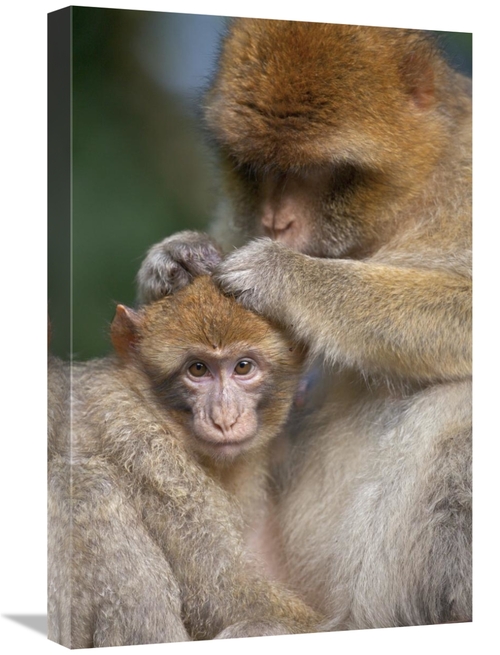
[138,21,472,628]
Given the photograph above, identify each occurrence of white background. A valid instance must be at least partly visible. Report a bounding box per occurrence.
[1,1,495,653]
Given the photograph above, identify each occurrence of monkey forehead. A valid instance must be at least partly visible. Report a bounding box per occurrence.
[204,21,442,169]
[139,276,294,357]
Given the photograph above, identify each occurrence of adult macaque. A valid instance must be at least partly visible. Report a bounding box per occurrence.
[138,20,472,628]
[48,276,321,648]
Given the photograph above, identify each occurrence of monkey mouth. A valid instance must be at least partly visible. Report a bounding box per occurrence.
[194,434,256,458]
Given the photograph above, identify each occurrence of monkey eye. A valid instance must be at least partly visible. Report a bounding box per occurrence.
[188,362,208,377]
[234,360,254,375]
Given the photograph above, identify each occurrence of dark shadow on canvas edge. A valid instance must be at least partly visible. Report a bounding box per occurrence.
[3,614,47,636]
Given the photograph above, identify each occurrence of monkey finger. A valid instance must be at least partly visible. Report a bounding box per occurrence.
[214,239,291,316]
[137,258,192,303]
[137,231,223,303]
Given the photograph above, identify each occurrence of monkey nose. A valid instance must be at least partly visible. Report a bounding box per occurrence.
[211,414,239,437]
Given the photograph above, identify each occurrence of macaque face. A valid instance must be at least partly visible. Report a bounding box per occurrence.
[111,276,303,463]
[225,162,370,259]
[171,343,273,460]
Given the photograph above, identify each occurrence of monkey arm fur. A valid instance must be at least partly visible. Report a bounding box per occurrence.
[214,238,471,383]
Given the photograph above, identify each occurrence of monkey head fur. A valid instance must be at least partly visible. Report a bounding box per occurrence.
[204,21,471,259]
[112,275,304,464]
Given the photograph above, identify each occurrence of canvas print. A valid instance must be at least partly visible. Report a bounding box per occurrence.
[47,7,472,648]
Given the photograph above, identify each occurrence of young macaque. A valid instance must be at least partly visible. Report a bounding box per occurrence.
[48,275,320,648]
[137,20,472,629]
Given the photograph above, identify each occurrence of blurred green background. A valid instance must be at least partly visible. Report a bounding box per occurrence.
[48,7,472,360]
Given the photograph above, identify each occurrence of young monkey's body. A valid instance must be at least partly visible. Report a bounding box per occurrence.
[48,276,320,648]
[113,275,300,580]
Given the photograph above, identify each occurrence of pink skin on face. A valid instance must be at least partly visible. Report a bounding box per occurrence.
[184,352,266,459]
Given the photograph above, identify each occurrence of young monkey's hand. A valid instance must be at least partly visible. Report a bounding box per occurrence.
[137,231,223,304]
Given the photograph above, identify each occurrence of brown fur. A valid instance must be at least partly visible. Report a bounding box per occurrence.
[48,277,321,648]
[137,20,472,629]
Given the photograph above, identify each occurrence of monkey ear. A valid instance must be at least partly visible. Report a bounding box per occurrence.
[111,304,141,359]
[399,45,436,110]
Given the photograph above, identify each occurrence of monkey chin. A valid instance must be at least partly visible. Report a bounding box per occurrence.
[191,433,258,464]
